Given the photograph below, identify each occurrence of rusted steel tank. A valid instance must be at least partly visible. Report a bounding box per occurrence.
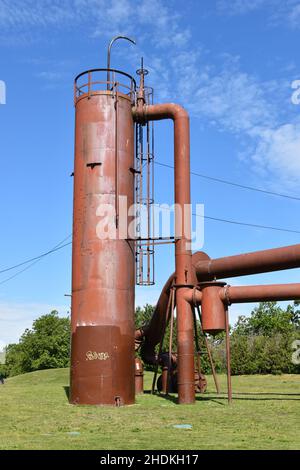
[70,70,136,405]
[199,282,227,335]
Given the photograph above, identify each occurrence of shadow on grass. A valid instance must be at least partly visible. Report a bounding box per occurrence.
[145,391,226,406]
[196,394,300,402]
[64,386,70,400]
[232,392,300,397]
[143,390,179,404]
[63,387,299,405]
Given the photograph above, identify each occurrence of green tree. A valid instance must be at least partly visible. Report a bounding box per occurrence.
[229,301,300,375]
[234,302,295,337]
[135,304,155,330]
[5,311,70,377]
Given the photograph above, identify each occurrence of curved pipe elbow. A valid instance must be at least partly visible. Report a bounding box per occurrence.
[132,103,189,123]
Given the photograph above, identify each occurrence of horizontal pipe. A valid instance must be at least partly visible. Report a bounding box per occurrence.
[221,283,300,304]
[184,283,300,305]
[195,244,300,281]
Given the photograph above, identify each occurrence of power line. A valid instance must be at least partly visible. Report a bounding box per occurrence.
[194,213,300,234]
[1,209,300,284]
[153,161,300,234]
[1,185,300,286]
[155,161,300,202]
[0,258,44,287]
[0,235,72,275]
[0,237,72,286]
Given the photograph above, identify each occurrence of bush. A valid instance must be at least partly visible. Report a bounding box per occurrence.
[5,311,70,377]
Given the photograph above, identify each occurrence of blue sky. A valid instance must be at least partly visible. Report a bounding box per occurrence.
[1,0,300,349]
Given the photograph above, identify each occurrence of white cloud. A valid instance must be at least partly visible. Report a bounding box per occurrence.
[161,50,300,190]
[1,1,299,191]
[0,0,90,28]
[0,0,191,49]
[193,70,276,133]
[0,301,69,347]
[91,0,191,49]
[251,121,300,186]
[288,2,300,26]
[217,0,300,29]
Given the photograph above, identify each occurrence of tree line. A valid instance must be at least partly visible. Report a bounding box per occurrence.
[0,301,299,378]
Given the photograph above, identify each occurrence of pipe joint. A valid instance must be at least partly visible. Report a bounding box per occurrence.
[132,103,189,123]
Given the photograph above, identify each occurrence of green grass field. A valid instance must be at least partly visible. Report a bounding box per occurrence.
[0,369,299,450]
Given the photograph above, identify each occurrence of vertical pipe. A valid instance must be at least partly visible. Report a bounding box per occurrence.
[133,103,195,404]
[225,307,232,404]
[151,117,155,283]
[138,124,144,282]
[114,85,119,228]
[174,111,194,404]
[146,121,151,284]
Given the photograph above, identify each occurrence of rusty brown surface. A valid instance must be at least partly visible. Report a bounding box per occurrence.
[70,326,134,405]
[225,307,232,404]
[195,244,300,281]
[184,281,300,306]
[220,283,300,303]
[136,252,210,357]
[135,358,144,395]
[198,282,227,335]
[157,369,207,394]
[194,370,207,394]
[133,102,195,405]
[70,89,135,405]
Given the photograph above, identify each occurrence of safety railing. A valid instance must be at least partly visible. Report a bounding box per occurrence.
[74,68,137,103]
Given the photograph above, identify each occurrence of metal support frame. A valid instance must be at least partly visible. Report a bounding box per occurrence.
[135,68,155,286]
[151,286,174,394]
[225,306,232,404]
[195,305,220,395]
[166,287,176,395]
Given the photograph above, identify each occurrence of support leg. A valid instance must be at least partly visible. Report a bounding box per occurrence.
[166,287,175,395]
[196,305,220,395]
[225,307,232,404]
[151,287,173,394]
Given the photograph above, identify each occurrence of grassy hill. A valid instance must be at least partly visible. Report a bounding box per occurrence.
[0,369,299,450]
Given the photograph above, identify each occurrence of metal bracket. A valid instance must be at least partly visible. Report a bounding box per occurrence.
[129,167,141,174]
[86,162,102,170]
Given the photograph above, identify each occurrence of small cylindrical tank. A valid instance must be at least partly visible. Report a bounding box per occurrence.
[199,282,226,335]
[70,70,136,405]
[135,358,144,394]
